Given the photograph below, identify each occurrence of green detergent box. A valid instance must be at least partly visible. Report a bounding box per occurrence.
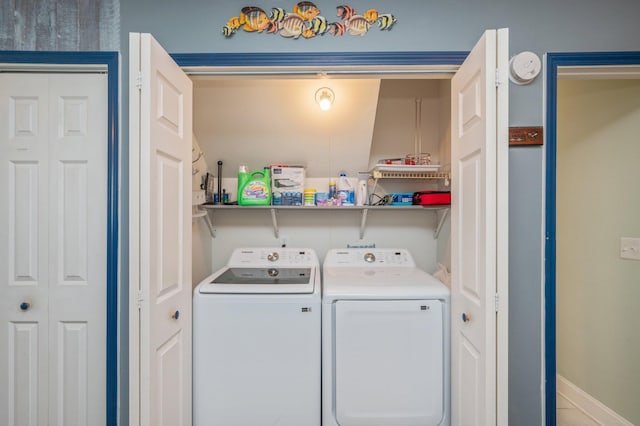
[238,167,272,206]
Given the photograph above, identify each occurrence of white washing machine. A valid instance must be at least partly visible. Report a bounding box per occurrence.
[322,248,450,426]
[193,247,321,426]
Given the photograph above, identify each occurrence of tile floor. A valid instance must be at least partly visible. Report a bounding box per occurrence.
[556,393,600,426]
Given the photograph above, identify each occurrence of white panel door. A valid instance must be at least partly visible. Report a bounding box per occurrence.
[450,29,509,426]
[0,73,107,426]
[0,74,50,426]
[129,33,193,426]
[47,74,108,426]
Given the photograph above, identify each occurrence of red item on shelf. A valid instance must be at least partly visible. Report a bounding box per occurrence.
[412,191,451,206]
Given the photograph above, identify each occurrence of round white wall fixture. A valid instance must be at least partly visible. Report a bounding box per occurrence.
[509,51,541,85]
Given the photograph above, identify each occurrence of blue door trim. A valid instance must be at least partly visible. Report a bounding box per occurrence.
[171,51,469,68]
[0,51,119,426]
[544,51,640,426]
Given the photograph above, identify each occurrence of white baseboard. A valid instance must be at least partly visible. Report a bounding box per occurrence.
[557,375,633,426]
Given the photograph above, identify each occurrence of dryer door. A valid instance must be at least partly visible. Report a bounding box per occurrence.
[334,300,444,426]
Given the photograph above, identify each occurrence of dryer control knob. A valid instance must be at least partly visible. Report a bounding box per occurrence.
[364,252,376,263]
[268,252,279,262]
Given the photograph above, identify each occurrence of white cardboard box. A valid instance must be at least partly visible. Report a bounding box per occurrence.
[271,166,305,206]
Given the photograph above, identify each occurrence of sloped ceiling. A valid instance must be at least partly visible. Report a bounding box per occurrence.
[193,78,380,177]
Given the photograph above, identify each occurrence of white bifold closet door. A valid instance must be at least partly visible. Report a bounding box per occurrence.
[0,73,107,426]
[450,28,509,426]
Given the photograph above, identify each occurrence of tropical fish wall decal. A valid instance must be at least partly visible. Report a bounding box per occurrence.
[222,2,397,39]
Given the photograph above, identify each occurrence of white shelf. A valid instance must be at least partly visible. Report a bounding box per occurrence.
[197,166,451,239]
[371,164,441,172]
[200,204,449,239]
[369,164,450,181]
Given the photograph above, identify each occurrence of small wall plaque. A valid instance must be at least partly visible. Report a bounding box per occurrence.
[509,126,543,146]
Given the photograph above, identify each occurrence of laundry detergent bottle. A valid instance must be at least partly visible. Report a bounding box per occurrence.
[337,173,354,206]
[238,166,272,205]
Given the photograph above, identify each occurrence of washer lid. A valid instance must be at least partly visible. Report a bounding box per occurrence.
[199,267,316,294]
[322,266,449,300]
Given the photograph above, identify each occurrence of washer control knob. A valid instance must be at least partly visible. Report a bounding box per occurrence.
[364,252,376,263]
[267,252,279,262]
[268,268,279,277]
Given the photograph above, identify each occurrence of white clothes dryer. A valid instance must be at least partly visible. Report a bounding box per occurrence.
[193,247,321,426]
[322,248,450,426]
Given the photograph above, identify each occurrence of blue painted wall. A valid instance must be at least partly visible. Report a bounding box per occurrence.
[118,1,640,425]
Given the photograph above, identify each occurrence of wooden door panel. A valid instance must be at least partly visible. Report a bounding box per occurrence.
[48,74,107,426]
[8,322,40,426]
[155,153,182,301]
[130,32,192,426]
[154,73,185,136]
[451,30,497,426]
[10,162,40,284]
[451,28,508,426]
[155,331,185,426]
[1,74,50,426]
[459,154,482,302]
[458,76,484,132]
[57,161,89,283]
[1,72,107,426]
[459,336,481,426]
[56,321,89,425]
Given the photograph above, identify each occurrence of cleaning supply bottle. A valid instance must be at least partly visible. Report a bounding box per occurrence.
[356,178,368,206]
[328,178,337,199]
[238,166,272,206]
[337,173,354,206]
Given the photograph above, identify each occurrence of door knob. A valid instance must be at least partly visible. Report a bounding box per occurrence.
[171,310,180,320]
[462,312,471,323]
[20,302,31,311]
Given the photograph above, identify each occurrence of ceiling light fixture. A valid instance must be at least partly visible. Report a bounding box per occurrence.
[315,87,335,111]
